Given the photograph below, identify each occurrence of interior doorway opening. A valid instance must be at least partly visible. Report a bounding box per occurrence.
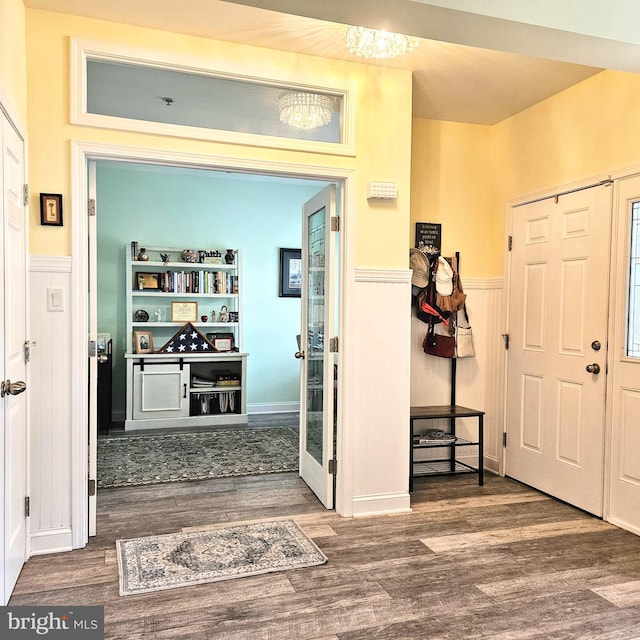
[76,144,350,541]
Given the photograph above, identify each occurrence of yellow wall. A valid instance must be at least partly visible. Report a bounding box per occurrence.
[25,9,412,265]
[412,69,640,277]
[411,118,492,277]
[0,0,27,123]
[489,69,640,274]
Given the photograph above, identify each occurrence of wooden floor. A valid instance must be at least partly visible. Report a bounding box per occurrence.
[10,473,640,639]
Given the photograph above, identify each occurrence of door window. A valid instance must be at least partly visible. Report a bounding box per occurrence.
[627,201,640,357]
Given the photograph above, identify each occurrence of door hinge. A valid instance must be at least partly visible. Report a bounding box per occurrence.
[329,337,339,353]
[502,333,510,350]
[23,184,29,206]
[503,432,508,448]
[88,198,96,216]
[25,496,30,517]
[328,459,337,475]
[88,479,96,497]
[88,340,97,358]
[508,235,513,251]
[331,216,340,232]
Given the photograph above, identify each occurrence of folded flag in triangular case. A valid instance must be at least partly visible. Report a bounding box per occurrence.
[158,322,215,353]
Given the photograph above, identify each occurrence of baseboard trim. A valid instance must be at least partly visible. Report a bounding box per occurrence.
[248,402,299,414]
[29,529,74,556]
[605,515,640,537]
[351,492,411,517]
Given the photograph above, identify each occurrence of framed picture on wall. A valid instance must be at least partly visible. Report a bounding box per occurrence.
[40,193,63,226]
[279,248,302,298]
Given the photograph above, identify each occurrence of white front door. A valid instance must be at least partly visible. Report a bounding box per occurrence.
[505,184,611,516]
[607,174,640,535]
[299,185,337,509]
[1,113,28,604]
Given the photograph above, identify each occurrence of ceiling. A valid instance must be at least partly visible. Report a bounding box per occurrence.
[24,0,604,125]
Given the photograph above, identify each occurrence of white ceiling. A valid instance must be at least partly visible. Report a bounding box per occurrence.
[24,0,604,124]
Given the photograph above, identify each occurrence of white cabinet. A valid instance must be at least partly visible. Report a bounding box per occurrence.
[124,244,248,430]
[132,362,190,420]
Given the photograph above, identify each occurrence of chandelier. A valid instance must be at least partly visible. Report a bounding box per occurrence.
[278,91,334,130]
[345,26,419,59]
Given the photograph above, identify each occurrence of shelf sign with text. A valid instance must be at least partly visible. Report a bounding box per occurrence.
[415,222,441,257]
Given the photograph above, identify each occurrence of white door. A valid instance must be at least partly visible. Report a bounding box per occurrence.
[1,113,28,604]
[607,174,640,535]
[299,185,337,509]
[505,184,611,516]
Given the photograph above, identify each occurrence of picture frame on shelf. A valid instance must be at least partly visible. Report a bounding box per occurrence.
[207,332,235,352]
[134,330,153,354]
[279,248,302,298]
[171,301,198,322]
[39,193,63,226]
[136,272,161,290]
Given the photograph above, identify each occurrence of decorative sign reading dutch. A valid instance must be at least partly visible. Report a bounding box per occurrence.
[415,222,442,257]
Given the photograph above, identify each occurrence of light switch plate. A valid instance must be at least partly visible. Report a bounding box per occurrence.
[47,287,65,312]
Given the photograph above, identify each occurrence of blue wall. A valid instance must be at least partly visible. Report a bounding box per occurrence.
[96,161,326,421]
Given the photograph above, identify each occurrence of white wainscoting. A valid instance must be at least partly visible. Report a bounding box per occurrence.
[410,278,504,474]
[347,269,413,516]
[28,257,74,554]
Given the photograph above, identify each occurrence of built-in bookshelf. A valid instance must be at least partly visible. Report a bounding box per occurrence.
[124,244,248,430]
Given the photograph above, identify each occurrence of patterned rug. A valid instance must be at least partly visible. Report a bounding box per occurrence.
[98,427,299,489]
[116,519,327,595]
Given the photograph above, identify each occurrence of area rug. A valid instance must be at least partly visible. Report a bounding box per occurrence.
[116,519,327,595]
[98,427,298,489]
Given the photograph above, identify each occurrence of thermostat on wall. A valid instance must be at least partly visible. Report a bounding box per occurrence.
[367,181,397,200]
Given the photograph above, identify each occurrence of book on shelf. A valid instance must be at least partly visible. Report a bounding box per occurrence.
[155,270,238,295]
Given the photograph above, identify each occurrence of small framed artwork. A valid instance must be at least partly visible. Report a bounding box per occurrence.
[134,331,153,354]
[136,272,160,290]
[171,301,198,322]
[207,332,235,352]
[40,193,63,226]
[279,248,302,298]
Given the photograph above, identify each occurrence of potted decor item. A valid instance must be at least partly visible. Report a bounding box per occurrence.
[181,249,198,263]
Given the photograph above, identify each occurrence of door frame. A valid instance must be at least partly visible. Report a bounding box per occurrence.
[70,141,355,545]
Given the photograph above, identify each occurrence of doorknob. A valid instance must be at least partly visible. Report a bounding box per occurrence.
[1,379,27,397]
[294,351,305,359]
[97,354,109,364]
[586,363,601,374]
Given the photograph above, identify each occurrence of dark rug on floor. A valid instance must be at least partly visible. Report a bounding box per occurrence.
[98,427,299,489]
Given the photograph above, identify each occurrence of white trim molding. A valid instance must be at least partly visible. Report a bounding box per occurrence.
[71,140,358,540]
[247,402,299,414]
[70,38,357,158]
[30,255,72,272]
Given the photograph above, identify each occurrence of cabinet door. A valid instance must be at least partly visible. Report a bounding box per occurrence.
[133,363,190,419]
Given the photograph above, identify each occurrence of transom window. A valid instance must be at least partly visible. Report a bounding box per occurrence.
[72,40,354,156]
